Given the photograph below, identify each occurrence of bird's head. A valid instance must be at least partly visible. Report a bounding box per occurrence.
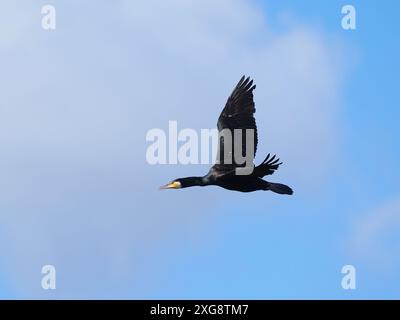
[159,179,183,190]
[160,177,204,189]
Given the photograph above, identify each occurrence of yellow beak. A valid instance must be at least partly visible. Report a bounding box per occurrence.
[159,181,182,189]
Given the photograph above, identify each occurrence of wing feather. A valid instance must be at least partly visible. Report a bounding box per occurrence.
[212,76,258,175]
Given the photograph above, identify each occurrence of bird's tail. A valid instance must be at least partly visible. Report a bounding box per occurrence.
[268,182,293,195]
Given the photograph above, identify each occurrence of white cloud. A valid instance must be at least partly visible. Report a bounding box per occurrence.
[0,0,346,297]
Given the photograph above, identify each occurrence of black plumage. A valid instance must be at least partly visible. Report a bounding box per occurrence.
[160,76,293,195]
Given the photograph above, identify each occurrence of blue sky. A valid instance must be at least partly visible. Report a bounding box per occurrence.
[0,0,399,299]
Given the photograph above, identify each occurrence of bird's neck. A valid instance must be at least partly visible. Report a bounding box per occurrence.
[181,176,206,187]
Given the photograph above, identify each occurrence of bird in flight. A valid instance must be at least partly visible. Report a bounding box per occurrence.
[160,76,293,194]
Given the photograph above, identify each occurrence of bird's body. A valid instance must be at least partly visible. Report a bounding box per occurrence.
[207,176,269,193]
[161,76,293,195]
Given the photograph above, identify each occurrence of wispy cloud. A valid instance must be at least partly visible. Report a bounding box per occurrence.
[351,197,400,269]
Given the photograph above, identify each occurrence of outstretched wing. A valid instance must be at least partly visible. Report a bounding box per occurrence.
[211,76,257,175]
[254,153,282,177]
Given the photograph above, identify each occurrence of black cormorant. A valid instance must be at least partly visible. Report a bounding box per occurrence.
[160,76,293,194]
